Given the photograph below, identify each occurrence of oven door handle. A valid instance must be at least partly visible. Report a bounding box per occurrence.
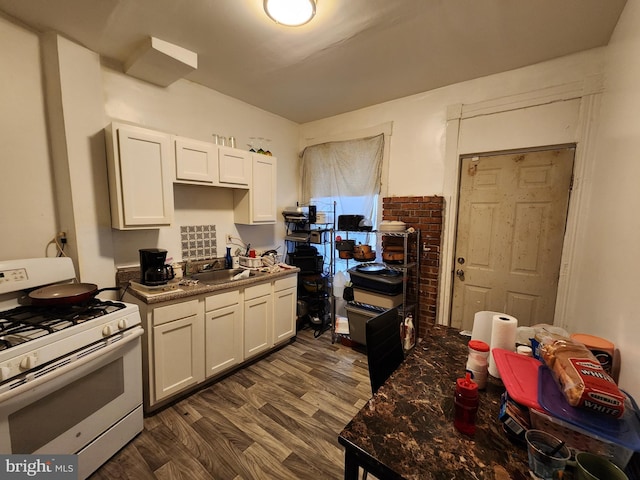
[0,328,143,403]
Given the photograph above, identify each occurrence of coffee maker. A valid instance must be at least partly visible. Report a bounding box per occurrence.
[139,248,175,286]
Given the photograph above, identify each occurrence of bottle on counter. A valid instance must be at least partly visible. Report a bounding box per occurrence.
[454,372,479,436]
[225,247,232,269]
[466,340,490,389]
[403,314,415,351]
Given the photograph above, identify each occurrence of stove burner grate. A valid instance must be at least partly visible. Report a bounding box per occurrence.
[0,299,126,350]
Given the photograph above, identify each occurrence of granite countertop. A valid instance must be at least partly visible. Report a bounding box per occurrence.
[122,267,300,304]
[339,325,530,480]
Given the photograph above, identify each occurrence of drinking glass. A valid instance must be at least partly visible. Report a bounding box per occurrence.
[525,430,570,480]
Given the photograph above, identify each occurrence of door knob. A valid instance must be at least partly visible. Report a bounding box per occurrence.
[456,269,465,280]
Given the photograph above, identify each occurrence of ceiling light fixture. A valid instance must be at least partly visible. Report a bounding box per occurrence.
[264,0,316,27]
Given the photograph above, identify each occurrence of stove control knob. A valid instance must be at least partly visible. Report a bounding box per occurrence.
[20,356,37,370]
[118,318,129,330]
[102,325,115,337]
[0,366,11,380]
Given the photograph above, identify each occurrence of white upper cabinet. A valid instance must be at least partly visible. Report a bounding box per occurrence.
[234,154,277,224]
[174,136,218,184]
[218,146,251,186]
[105,123,174,229]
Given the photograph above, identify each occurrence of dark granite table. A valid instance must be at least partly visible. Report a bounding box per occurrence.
[338,324,531,480]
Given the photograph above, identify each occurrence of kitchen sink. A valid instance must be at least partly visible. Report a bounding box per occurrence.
[190,268,261,284]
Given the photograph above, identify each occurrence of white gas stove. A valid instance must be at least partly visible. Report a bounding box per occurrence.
[0,257,144,479]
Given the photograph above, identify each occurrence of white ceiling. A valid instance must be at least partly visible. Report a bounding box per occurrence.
[0,0,627,123]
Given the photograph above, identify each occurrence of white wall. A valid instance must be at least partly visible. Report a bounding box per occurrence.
[300,48,606,197]
[41,34,117,287]
[565,0,640,398]
[0,16,57,259]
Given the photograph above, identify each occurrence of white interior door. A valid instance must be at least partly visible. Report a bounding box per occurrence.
[451,147,574,331]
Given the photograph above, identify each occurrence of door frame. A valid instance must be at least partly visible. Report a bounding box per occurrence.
[438,75,604,329]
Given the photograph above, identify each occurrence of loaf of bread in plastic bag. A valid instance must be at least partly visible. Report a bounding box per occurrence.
[541,337,624,417]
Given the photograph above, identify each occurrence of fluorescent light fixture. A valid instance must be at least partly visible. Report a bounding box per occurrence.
[264,0,316,26]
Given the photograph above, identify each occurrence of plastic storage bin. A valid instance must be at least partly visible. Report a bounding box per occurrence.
[345,303,386,345]
[530,408,635,469]
[533,365,640,469]
[353,288,403,308]
[239,256,263,268]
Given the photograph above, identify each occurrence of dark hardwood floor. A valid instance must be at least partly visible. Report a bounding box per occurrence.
[90,326,372,480]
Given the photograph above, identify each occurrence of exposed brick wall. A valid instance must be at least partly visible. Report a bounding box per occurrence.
[382,196,444,340]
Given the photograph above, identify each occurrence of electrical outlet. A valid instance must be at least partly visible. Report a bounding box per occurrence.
[226,234,232,244]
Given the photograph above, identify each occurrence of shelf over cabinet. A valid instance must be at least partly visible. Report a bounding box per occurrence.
[105,122,174,229]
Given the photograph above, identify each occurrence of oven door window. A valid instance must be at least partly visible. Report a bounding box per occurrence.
[0,336,142,454]
[10,359,123,453]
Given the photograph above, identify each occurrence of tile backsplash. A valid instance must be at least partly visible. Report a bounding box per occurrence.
[181,224,218,261]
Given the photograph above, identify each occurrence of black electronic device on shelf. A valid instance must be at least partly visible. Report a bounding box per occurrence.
[338,214,364,231]
[308,205,317,224]
[287,245,323,274]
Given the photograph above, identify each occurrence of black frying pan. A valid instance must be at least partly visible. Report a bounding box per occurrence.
[28,283,120,306]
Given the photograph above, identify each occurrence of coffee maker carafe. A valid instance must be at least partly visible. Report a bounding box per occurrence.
[139,248,174,286]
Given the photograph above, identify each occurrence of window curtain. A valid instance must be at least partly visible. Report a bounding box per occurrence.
[300,134,384,220]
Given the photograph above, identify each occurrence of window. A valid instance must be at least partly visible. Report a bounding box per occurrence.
[301,134,384,273]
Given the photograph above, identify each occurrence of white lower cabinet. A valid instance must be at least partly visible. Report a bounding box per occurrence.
[243,282,273,360]
[273,274,297,345]
[151,299,204,404]
[128,273,297,411]
[205,290,243,377]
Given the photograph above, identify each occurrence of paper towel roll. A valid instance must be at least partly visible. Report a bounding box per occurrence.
[488,314,518,378]
[471,311,502,345]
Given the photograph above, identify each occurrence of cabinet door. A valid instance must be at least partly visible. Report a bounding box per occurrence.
[273,286,296,345]
[233,155,277,224]
[153,312,204,402]
[205,303,243,377]
[219,146,251,186]
[174,136,218,184]
[244,294,273,359]
[252,155,277,222]
[106,123,174,229]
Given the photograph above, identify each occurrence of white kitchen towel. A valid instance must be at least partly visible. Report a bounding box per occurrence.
[488,313,518,378]
[471,311,502,345]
